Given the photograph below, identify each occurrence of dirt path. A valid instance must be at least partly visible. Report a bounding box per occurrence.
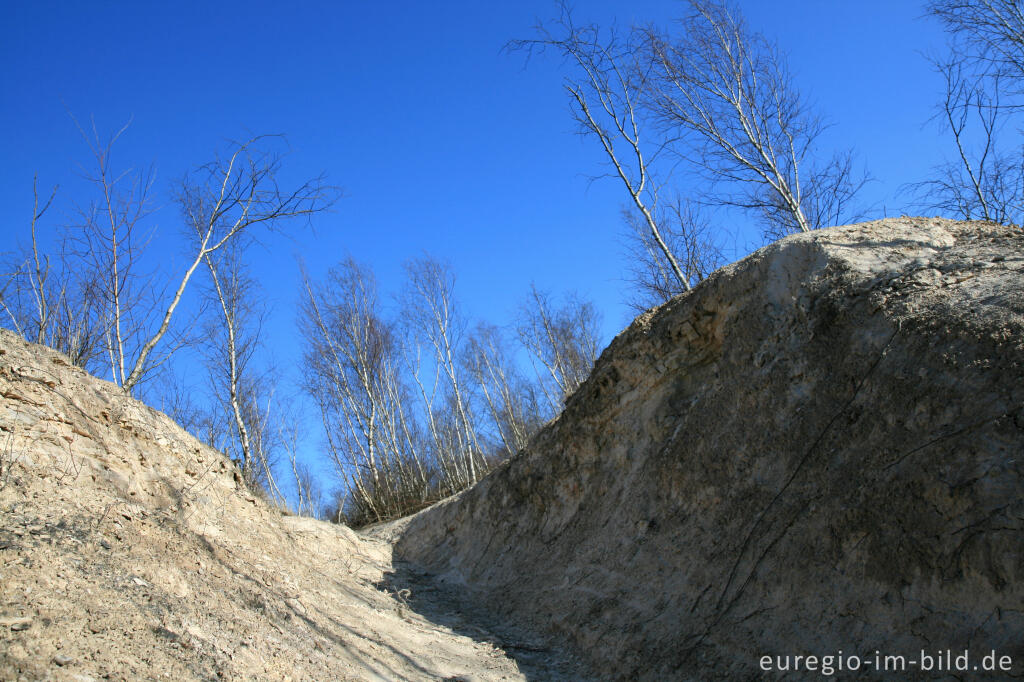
[0,492,539,681]
[0,478,587,681]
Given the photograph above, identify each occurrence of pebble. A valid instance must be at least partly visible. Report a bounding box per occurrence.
[53,654,74,666]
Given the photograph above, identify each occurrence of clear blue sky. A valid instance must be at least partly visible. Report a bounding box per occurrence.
[1,1,951,498]
[2,1,949,332]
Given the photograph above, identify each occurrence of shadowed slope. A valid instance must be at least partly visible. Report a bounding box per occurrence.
[393,217,1024,680]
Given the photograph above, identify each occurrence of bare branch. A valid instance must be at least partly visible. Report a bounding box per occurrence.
[912,1,1024,225]
[622,197,724,311]
[508,3,692,290]
[122,136,336,393]
[516,284,602,410]
[640,0,865,238]
[300,258,432,525]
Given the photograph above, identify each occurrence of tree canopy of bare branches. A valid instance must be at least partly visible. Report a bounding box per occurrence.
[913,0,1024,225]
[7,124,336,398]
[511,0,867,303]
[516,284,601,411]
[509,6,694,292]
[928,0,1024,87]
[399,256,488,493]
[621,197,723,311]
[67,119,169,391]
[464,322,547,458]
[640,0,866,238]
[297,254,602,526]
[2,176,107,370]
[199,240,287,500]
[138,135,335,395]
[300,258,431,525]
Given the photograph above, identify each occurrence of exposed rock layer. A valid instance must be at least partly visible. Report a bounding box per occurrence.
[393,218,1024,679]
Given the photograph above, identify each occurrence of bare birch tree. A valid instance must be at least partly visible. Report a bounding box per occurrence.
[516,284,602,411]
[400,256,486,492]
[622,196,723,311]
[151,370,230,449]
[912,0,1024,225]
[115,134,333,395]
[281,417,323,518]
[641,0,866,238]
[512,0,864,303]
[464,323,547,458]
[22,177,59,346]
[199,240,286,501]
[64,118,168,389]
[912,59,1024,223]
[509,5,693,291]
[928,0,1024,87]
[300,258,430,525]
[2,177,107,369]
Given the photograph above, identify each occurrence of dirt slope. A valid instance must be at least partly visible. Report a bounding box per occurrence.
[0,328,582,681]
[392,218,1024,680]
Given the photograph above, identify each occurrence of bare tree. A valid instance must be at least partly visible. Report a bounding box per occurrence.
[911,59,1024,223]
[927,0,1024,87]
[106,134,333,396]
[64,118,166,389]
[299,255,555,525]
[913,1,1024,225]
[2,183,52,339]
[509,5,693,291]
[400,256,486,493]
[23,177,60,345]
[233,372,286,502]
[300,258,430,525]
[516,284,602,411]
[0,267,21,335]
[151,370,230,449]
[5,124,333,394]
[200,240,286,500]
[641,0,867,239]
[281,417,323,518]
[203,243,256,468]
[512,0,864,304]
[2,176,108,369]
[622,196,723,311]
[464,322,547,458]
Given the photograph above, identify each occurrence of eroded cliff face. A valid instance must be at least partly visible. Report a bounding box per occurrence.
[393,218,1024,679]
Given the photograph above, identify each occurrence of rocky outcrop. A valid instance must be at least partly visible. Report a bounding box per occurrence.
[393,218,1024,679]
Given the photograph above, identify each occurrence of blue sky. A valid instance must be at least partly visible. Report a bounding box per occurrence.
[2,1,950,331]
[1,1,952,498]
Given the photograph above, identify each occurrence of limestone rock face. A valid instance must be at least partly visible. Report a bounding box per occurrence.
[393,218,1024,679]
